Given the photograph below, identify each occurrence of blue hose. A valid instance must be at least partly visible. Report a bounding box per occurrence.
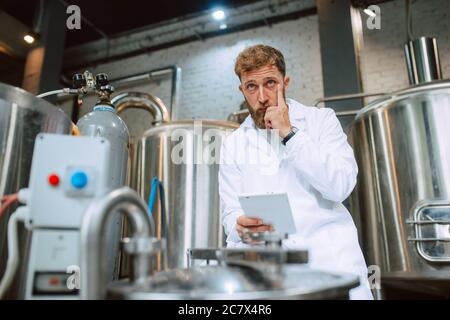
[148,177,160,216]
[147,177,167,262]
[148,176,166,220]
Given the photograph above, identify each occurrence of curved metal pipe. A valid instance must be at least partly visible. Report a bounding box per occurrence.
[80,187,154,300]
[111,92,170,125]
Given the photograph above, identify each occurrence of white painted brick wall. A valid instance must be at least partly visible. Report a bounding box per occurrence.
[360,0,450,99]
[72,14,323,121]
[65,0,450,123]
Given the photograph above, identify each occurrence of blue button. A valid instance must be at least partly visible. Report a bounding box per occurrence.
[71,171,88,189]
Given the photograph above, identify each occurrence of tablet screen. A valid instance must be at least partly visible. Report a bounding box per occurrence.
[238,193,297,234]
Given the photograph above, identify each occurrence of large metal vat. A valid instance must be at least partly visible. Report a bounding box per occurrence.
[78,188,358,300]
[0,82,71,297]
[107,264,359,300]
[111,91,171,187]
[349,80,450,296]
[132,120,239,269]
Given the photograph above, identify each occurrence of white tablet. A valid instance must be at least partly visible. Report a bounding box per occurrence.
[238,192,297,234]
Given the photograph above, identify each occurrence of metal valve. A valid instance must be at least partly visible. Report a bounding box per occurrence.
[241,229,288,248]
[121,237,168,277]
[95,73,114,95]
[72,73,86,89]
[95,73,109,88]
[121,237,166,256]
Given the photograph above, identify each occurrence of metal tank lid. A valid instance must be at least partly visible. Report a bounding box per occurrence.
[0,82,69,118]
[354,79,450,121]
[107,264,359,300]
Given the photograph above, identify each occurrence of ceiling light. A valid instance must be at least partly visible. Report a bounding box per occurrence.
[219,23,227,30]
[24,34,35,44]
[212,10,226,21]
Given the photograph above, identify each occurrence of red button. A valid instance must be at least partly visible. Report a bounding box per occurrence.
[48,277,60,286]
[48,174,60,186]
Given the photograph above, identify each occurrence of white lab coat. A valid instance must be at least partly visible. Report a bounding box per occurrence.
[218,98,373,300]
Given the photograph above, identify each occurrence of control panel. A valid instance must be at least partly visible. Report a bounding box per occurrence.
[23,133,111,299]
[25,134,111,229]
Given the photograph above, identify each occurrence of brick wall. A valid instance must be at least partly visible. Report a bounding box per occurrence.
[360,0,450,97]
[62,0,450,122]
[62,14,323,121]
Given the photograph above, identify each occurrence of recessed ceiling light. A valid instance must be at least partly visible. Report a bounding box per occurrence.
[24,34,35,44]
[212,10,226,21]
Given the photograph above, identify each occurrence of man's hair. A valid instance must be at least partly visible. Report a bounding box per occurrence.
[234,44,286,79]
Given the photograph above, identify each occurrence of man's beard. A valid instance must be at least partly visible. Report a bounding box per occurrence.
[248,104,268,129]
[245,89,286,129]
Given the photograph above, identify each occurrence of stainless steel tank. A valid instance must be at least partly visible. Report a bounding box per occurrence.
[349,80,450,296]
[80,191,358,300]
[107,242,357,300]
[109,92,170,278]
[0,82,71,298]
[111,91,171,186]
[132,120,239,269]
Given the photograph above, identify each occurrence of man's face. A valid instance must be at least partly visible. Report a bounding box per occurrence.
[239,64,289,129]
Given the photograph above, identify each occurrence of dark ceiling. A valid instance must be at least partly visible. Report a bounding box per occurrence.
[1,0,257,48]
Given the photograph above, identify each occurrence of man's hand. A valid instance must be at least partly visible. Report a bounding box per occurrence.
[264,84,292,138]
[236,215,273,239]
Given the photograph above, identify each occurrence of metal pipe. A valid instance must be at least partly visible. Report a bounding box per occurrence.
[227,96,376,123]
[36,88,78,98]
[227,109,249,123]
[80,187,154,300]
[60,66,181,119]
[170,66,181,120]
[110,66,180,119]
[111,92,171,124]
[122,207,154,283]
[404,37,442,85]
[335,110,359,117]
[313,92,387,107]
